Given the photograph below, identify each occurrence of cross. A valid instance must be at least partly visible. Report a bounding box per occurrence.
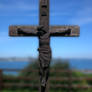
[9,0,80,92]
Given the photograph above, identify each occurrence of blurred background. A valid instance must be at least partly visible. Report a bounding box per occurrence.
[0,0,92,92]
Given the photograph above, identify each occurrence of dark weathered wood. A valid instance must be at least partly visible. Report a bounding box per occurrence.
[50,26,80,37]
[3,83,39,88]
[3,83,92,89]
[68,69,72,92]
[50,84,92,89]
[39,0,51,92]
[0,70,3,91]
[4,76,39,81]
[46,80,50,92]
[9,26,38,36]
[9,25,80,37]
[4,76,92,81]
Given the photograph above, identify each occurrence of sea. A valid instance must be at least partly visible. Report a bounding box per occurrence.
[0,59,92,75]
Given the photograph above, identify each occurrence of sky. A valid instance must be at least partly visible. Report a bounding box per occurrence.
[0,0,92,59]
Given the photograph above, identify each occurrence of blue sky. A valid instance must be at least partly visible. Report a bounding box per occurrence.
[0,0,92,59]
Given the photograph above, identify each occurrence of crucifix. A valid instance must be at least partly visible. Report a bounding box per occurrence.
[9,0,80,92]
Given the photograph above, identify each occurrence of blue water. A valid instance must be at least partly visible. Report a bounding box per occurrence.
[0,61,30,69]
[69,59,92,70]
[0,59,92,75]
[0,61,30,75]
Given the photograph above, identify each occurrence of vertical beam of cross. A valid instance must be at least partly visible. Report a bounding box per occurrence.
[38,0,51,92]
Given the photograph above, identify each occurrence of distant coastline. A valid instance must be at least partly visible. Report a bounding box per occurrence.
[0,57,92,62]
[0,57,35,62]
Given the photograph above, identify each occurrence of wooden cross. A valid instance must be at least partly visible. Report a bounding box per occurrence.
[9,0,80,92]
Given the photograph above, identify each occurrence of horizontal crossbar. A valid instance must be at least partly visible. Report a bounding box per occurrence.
[9,25,80,37]
[50,26,80,37]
